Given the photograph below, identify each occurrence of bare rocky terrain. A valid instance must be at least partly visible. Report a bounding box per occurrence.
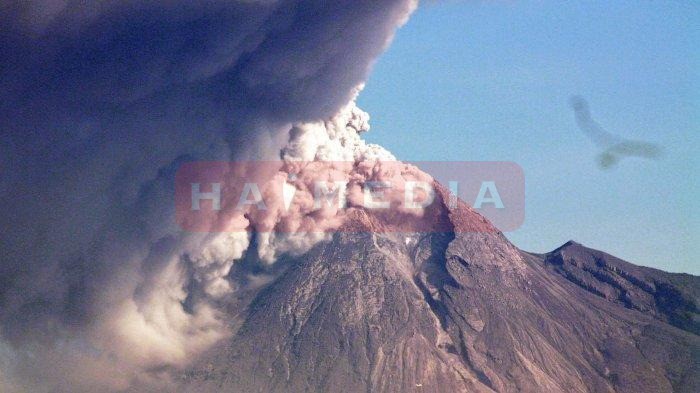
[179,192,699,393]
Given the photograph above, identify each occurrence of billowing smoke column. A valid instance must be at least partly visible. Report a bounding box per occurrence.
[0,1,418,391]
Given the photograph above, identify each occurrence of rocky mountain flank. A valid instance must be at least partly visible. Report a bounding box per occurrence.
[181,190,699,393]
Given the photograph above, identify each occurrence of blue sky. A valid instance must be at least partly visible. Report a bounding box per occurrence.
[359,1,699,273]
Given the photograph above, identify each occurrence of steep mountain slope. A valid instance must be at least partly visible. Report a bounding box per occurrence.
[537,240,699,335]
[179,193,699,393]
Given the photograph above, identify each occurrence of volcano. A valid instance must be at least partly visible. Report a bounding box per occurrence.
[2,2,696,392]
[178,191,699,393]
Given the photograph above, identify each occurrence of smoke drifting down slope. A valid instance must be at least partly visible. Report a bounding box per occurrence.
[0,1,418,391]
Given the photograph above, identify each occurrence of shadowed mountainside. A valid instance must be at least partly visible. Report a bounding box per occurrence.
[538,240,699,335]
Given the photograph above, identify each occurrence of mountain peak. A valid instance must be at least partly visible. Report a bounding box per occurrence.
[558,239,583,249]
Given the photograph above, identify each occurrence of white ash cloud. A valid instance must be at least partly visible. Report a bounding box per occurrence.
[254,91,434,263]
[0,1,418,391]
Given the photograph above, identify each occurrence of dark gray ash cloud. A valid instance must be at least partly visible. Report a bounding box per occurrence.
[0,1,417,391]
